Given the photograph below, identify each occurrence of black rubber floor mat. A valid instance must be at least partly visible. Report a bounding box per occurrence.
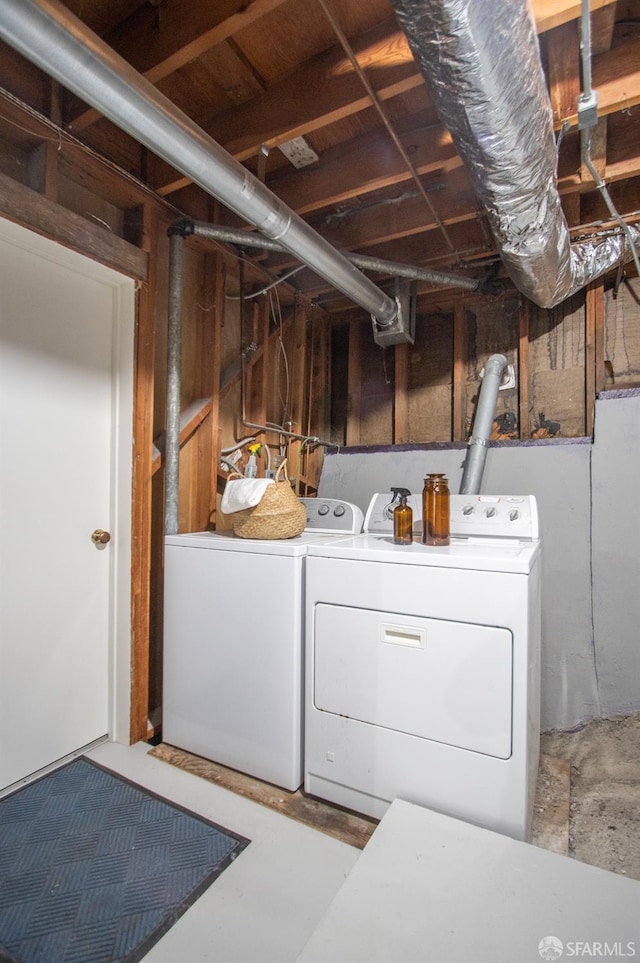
[0,756,249,962]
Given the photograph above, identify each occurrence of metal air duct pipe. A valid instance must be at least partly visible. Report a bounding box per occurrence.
[459,353,508,495]
[391,0,640,309]
[0,0,398,329]
[189,221,487,294]
[164,229,184,536]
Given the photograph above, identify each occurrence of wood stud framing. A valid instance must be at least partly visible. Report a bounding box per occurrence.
[0,0,637,746]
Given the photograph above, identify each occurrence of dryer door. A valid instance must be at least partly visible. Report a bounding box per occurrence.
[313,604,513,759]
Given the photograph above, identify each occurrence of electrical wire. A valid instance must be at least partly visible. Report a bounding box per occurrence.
[317,0,456,255]
[224,264,305,300]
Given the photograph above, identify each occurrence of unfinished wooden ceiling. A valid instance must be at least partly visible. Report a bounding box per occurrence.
[1,0,639,315]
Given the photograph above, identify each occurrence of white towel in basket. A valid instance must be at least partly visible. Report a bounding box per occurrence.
[221,477,274,514]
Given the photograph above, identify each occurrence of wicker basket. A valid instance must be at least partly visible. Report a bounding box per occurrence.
[232,460,306,539]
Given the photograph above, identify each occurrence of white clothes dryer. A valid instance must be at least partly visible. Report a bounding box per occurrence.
[304,493,541,840]
[163,497,363,791]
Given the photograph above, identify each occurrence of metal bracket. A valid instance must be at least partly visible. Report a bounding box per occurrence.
[372,279,417,346]
[578,90,599,131]
[479,363,517,390]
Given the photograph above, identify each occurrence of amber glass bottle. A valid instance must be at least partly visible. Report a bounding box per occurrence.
[393,492,413,545]
[422,473,450,546]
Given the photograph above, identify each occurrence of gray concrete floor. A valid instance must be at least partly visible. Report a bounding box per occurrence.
[86,740,360,963]
[542,712,640,881]
[82,718,640,961]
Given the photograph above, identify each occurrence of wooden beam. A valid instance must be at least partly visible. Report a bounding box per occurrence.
[581,117,608,183]
[533,0,616,35]
[69,0,617,140]
[0,89,176,213]
[0,170,148,281]
[558,35,640,128]
[66,0,289,131]
[152,0,619,197]
[156,18,422,194]
[151,398,214,473]
[547,20,580,126]
[311,166,477,252]
[266,125,460,218]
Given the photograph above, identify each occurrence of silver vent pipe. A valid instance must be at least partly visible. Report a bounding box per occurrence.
[459,353,507,495]
[391,0,640,309]
[164,230,184,536]
[190,222,486,294]
[0,0,397,329]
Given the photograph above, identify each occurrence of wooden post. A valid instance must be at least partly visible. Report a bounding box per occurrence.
[452,302,465,441]
[586,281,605,435]
[129,202,158,744]
[394,343,409,443]
[307,312,330,490]
[519,299,530,439]
[207,249,224,527]
[346,319,362,446]
[289,295,308,488]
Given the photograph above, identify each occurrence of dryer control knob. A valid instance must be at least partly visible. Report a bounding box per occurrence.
[485,507,496,517]
[463,505,474,515]
[509,509,520,521]
[333,505,345,517]
[318,504,330,515]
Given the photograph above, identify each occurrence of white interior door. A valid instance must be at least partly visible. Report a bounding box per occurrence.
[0,217,134,790]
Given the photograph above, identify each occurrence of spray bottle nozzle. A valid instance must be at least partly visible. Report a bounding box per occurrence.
[391,487,411,499]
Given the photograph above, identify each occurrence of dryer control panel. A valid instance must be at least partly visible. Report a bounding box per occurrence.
[364,492,538,540]
[301,497,364,534]
[451,494,539,540]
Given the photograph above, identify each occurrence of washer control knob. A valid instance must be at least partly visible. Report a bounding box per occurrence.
[318,504,330,516]
[509,509,520,521]
[463,505,474,516]
[333,504,345,517]
[485,507,496,518]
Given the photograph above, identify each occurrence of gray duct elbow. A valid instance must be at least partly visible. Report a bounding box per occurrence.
[460,354,508,495]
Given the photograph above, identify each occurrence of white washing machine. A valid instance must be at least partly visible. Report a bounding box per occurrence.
[162,497,363,791]
[304,493,541,840]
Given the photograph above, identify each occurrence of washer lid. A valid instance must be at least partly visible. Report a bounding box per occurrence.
[164,529,355,556]
[306,533,540,574]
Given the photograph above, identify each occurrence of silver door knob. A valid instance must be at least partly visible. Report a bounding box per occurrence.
[91,529,111,544]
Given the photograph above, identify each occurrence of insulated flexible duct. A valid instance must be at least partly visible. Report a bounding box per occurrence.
[392,0,640,309]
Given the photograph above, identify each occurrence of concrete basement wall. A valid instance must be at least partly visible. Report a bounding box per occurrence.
[592,392,640,718]
[318,393,640,730]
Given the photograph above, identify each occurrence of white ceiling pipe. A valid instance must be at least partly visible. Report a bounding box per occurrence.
[392,0,640,309]
[0,0,398,327]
